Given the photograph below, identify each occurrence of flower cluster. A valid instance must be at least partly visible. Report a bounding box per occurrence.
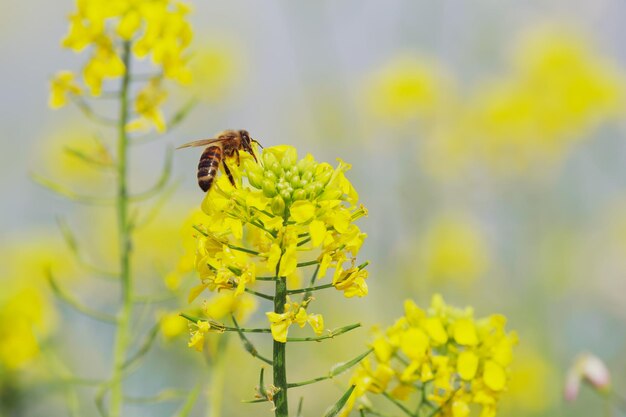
[343,294,517,417]
[188,145,368,345]
[50,0,193,132]
[365,27,626,179]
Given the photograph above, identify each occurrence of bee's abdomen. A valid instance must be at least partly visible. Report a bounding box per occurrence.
[197,146,222,192]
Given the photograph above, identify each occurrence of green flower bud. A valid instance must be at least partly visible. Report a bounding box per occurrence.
[264,170,277,181]
[309,181,324,198]
[262,151,278,167]
[290,175,301,188]
[276,181,288,191]
[262,179,277,197]
[270,162,282,176]
[292,189,307,201]
[271,195,285,216]
[281,148,297,170]
[315,167,333,186]
[280,189,292,204]
[247,170,264,189]
[302,171,313,182]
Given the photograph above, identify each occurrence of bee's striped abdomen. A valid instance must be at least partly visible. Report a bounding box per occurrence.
[197,146,222,192]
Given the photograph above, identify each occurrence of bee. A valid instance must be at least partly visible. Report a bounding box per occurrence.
[177,129,262,192]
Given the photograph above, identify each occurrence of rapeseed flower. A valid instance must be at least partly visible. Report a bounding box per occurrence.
[186,145,369,347]
[51,0,194,132]
[342,294,517,417]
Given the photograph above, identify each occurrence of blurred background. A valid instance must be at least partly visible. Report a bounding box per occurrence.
[2,0,626,416]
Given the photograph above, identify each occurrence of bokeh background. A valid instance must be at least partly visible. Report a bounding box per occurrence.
[2,1,626,416]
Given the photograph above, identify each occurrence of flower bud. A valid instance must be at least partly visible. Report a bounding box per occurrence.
[280,189,292,204]
[290,175,301,188]
[315,166,333,186]
[269,162,282,176]
[247,170,264,189]
[271,195,285,216]
[565,353,611,402]
[262,151,278,167]
[262,179,277,197]
[292,189,307,201]
[264,169,276,181]
[281,148,297,170]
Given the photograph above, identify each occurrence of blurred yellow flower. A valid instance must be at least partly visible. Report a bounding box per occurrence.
[49,71,82,109]
[54,0,194,111]
[0,237,69,370]
[501,346,558,414]
[126,77,168,133]
[418,213,490,285]
[188,40,240,102]
[365,55,456,126]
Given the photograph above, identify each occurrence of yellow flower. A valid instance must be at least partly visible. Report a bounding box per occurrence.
[82,35,126,96]
[365,55,456,126]
[266,298,324,343]
[49,71,82,108]
[345,294,517,417]
[185,145,368,349]
[126,78,168,133]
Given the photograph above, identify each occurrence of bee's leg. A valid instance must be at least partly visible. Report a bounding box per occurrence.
[235,149,241,166]
[222,160,236,188]
[247,143,259,163]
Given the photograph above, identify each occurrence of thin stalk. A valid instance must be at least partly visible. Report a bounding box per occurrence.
[287,283,333,295]
[273,260,288,417]
[382,392,413,417]
[110,41,133,417]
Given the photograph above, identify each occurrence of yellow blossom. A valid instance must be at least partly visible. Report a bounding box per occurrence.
[49,71,82,109]
[184,145,368,348]
[343,294,517,417]
[126,78,168,132]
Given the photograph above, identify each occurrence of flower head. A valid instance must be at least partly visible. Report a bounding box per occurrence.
[186,145,369,345]
[343,294,517,417]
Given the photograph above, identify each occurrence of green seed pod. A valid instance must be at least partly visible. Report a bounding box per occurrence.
[271,195,286,216]
[292,189,307,201]
[262,179,277,197]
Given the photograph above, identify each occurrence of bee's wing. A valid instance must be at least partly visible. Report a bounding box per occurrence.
[176,138,227,149]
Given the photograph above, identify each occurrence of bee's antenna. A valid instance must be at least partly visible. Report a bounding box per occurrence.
[252,138,263,149]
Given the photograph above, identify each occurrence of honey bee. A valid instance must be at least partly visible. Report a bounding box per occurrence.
[177,129,261,192]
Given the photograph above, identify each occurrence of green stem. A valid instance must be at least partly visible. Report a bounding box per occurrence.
[287,283,333,295]
[382,392,413,417]
[110,41,133,417]
[273,270,288,416]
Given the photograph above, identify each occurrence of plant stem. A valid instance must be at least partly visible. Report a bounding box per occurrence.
[273,269,288,416]
[110,41,133,417]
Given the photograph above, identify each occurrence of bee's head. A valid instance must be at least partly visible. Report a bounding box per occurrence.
[239,129,262,149]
